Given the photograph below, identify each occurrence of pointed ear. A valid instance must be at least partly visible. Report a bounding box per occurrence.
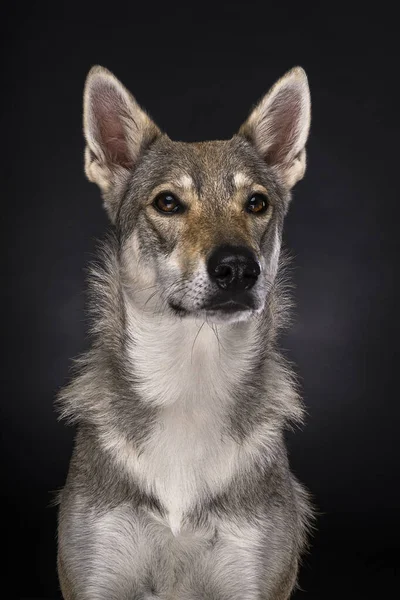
[83,66,161,220]
[239,67,311,190]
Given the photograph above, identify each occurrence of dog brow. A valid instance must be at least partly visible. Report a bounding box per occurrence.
[233,172,252,188]
[175,174,195,191]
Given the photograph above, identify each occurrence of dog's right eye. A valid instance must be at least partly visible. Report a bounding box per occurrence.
[153,192,183,214]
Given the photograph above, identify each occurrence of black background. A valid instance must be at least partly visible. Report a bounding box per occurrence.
[2,2,399,599]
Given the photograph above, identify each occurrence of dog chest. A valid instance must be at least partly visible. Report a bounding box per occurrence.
[131,401,244,534]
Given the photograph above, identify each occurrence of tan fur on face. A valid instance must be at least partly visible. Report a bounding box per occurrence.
[169,186,256,273]
[176,169,272,274]
[144,163,274,278]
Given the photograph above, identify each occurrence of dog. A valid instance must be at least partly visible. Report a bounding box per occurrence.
[56,64,313,600]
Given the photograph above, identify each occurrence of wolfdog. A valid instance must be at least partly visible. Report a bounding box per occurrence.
[56,64,313,600]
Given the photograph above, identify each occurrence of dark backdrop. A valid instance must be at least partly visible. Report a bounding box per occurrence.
[2,3,399,599]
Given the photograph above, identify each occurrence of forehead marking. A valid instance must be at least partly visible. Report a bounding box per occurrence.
[233,172,252,188]
[176,174,194,190]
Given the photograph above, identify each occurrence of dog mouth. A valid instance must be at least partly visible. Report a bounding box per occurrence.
[169,291,256,318]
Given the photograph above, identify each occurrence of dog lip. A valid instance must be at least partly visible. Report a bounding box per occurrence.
[205,300,253,313]
[168,300,189,315]
[169,292,255,316]
[204,291,256,313]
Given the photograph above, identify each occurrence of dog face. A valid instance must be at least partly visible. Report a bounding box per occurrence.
[83,66,310,323]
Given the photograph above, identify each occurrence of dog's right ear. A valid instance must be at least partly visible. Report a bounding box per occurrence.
[83,66,161,221]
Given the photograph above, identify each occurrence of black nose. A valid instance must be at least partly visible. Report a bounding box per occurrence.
[207,245,261,291]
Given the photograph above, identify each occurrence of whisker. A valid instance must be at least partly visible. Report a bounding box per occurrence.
[205,319,224,357]
[134,284,158,294]
[155,278,187,321]
[143,289,160,310]
[191,321,206,364]
[213,323,223,356]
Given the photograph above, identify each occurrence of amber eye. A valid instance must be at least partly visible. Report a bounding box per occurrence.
[246,193,269,214]
[153,192,183,214]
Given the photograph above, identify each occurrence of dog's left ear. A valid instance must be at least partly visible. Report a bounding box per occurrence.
[239,67,311,190]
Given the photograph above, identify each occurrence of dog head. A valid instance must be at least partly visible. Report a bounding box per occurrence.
[83,66,310,323]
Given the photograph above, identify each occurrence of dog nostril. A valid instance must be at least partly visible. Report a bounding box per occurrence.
[243,262,261,286]
[214,264,233,281]
[242,273,258,289]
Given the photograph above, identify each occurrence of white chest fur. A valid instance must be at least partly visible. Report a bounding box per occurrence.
[132,399,244,535]
[102,301,262,534]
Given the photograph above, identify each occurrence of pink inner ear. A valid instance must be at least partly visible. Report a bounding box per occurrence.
[263,87,302,166]
[92,84,134,169]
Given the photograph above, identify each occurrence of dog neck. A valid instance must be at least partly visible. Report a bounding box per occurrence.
[122,286,261,409]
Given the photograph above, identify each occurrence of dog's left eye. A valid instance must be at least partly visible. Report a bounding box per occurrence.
[153,192,183,214]
[246,193,269,214]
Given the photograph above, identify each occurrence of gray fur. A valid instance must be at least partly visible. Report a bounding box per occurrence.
[56,65,313,599]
